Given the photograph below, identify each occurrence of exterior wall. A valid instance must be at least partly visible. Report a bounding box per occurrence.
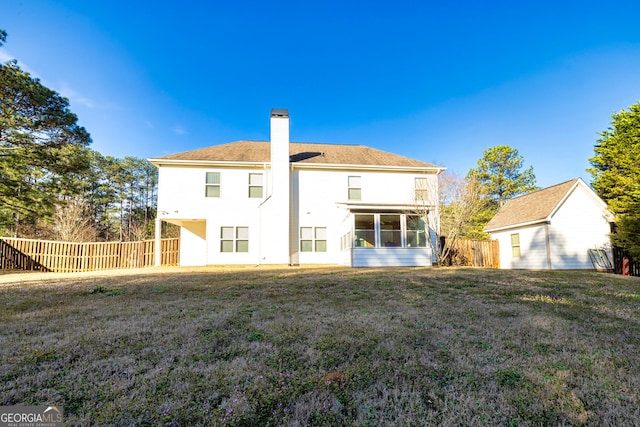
[493,224,549,269]
[157,164,439,267]
[295,168,437,266]
[179,221,207,266]
[158,165,269,266]
[548,185,612,269]
[352,247,432,267]
[157,165,269,221]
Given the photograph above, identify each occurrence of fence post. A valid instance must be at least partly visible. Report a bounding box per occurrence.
[623,256,630,276]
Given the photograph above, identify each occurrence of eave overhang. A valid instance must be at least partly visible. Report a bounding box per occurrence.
[148,158,445,174]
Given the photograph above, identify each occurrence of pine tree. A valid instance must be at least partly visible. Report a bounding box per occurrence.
[589,102,640,256]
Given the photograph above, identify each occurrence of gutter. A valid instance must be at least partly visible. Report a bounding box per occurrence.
[148,158,445,174]
[484,217,550,234]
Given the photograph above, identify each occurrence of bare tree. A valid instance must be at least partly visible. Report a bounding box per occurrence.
[414,172,485,266]
[46,198,98,242]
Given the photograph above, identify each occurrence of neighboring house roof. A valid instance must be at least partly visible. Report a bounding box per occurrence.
[150,140,442,169]
[484,178,605,232]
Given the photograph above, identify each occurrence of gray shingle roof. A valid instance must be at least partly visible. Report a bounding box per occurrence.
[484,179,580,231]
[152,140,442,169]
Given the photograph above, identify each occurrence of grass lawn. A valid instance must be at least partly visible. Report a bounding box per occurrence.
[1,266,639,426]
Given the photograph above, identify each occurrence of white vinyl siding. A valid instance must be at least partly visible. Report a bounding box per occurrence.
[548,185,613,269]
[493,225,548,269]
[352,247,433,267]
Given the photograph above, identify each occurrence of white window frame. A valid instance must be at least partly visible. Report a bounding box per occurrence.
[353,213,428,249]
[406,215,427,247]
[248,173,263,198]
[511,233,521,258]
[205,172,221,198]
[415,177,429,202]
[354,214,376,247]
[300,227,327,252]
[348,176,362,200]
[221,226,249,253]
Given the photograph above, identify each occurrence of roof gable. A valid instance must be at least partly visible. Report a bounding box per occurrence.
[484,179,583,232]
[151,140,441,169]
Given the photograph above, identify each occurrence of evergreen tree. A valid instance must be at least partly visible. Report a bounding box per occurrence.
[0,31,91,235]
[589,102,640,257]
[465,145,537,238]
[469,145,538,206]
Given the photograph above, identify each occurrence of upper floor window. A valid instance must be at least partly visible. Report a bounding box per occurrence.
[249,173,263,198]
[206,172,221,197]
[415,177,429,202]
[348,176,362,200]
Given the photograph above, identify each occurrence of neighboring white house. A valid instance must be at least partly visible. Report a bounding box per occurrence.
[150,109,445,267]
[484,178,614,270]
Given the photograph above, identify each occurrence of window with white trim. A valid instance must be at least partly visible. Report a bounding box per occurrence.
[248,173,263,198]
[300,227,327,252]
[415,177,429,202]
[406,215,427,247]
[205,172,221,197]
[353,213,430,249]
[348,176,362,200]
[221,226,249,252]
[380,215,401,247]
[511,233,521,258]
[354,214,375,247]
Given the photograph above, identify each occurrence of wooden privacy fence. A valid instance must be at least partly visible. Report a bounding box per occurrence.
[0,237,179,273]
[446,238,500,268]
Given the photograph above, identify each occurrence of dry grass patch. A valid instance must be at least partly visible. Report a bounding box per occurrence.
[1,267,639,426]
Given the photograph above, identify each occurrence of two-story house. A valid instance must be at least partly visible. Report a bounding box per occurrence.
[150,109,444,267]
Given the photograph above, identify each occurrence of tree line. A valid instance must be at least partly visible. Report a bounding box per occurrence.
[0,30,165,242]
[2,28,639,255]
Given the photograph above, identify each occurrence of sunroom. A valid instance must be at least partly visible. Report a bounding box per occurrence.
[349,212,434,267]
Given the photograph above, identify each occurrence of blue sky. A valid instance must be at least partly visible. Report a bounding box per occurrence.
[3,0,640,187]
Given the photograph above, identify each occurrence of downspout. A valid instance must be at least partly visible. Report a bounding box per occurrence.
[544,221,552,270]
